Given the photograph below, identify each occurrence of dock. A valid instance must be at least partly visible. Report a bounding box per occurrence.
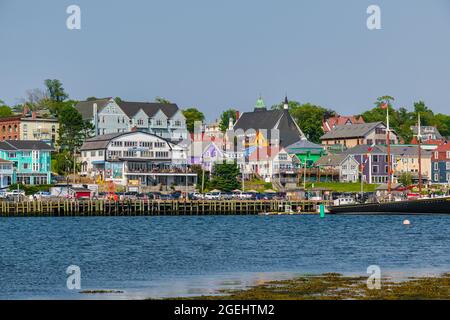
[0,200,331,217]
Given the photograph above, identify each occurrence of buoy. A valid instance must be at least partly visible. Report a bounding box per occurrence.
[403,219,411,225]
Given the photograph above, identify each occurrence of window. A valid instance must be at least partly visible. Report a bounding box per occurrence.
[90,151,96,157]
[156,120,163,126]
[372,155,379,162]
[175,120,181,127]
[23,163,29,170]
[435,151,439,159]
[98,150,104,157]
[138,119,144,125]
[32,163,39,171]
[372,165,379,173]
[8,152,16,158]
[366,139,373,145]
[446,162,450,170]
[447,151,450,159]
[434,173,439,181]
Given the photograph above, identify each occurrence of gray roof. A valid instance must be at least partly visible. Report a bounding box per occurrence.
[320,122,384,140]
[0,140,54,151]
[80,131,171,151]
[74,98,181,120]
[342,144,387,155]
[80,132,124,151]
[390,145,432,157]
[74,98,112,120]
[315,154,349,167]
[286,139,324,152]
[116,101,180,118]
[233,109,304,148]
[411,126,443,139]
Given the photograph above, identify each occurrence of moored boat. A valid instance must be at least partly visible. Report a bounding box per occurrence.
[328,196,450,215]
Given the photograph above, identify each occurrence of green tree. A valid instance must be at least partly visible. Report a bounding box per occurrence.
[210,162,240,192]
[182,107,205,133]
[0,100,13,117]
[398,172,413,187]
[155,96,171,104]
[58,105,93,153]
[45,79,69,102]
[219,109,238,132]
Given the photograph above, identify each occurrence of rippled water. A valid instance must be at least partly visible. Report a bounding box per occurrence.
[0,215,449,299]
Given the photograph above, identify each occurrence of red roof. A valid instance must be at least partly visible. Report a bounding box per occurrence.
[411,138,445,146]
[323,115,365,133]
[431,142,450,161]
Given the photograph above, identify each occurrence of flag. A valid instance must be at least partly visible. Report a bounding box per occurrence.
[380,103,388,109]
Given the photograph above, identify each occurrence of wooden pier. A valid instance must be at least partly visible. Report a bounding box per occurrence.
[0,200,331,217]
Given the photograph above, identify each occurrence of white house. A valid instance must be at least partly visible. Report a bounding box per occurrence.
[80,131,196,191]
[75,98,188,142]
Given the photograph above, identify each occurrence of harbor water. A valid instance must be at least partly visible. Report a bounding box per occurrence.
[0,215,449,299]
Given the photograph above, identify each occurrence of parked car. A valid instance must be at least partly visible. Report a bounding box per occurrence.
[204,192,221,200]
[6,189,26,198]
[34,191,52,199]
[191,192,204,200]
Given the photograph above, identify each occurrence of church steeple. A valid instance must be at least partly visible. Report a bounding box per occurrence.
[254,95,267,111]
[283,95,289,110]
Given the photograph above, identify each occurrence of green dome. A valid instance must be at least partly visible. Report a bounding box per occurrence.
[255,97,266,109]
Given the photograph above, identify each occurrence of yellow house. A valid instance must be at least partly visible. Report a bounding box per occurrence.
[391,145,432,182]
[19,113,59,145]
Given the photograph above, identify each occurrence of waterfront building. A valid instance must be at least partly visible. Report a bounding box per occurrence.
[390,145,432,183]
[315,154,360,183]
[0,140,54,185]
[0,159,14,188]
[320,122,399,150]
[244,146,298,185]
[80,131,196,191]
[322,115,365,133]
[0,111,58,146]
[342,145,394,184]
[285,139,326,168]
[75,98,188,141]
[231,96,306,149]
[431,141,450,184]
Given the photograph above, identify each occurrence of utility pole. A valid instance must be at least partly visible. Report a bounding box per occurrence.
[73,149,76,185]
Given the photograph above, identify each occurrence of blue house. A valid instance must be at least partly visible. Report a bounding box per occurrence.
[0,141,54,185]
[431,142,450,184]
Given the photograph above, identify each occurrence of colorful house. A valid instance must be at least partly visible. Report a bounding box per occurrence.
[431,141,450,184]
[342,145,394,184]
[285,139,326,168]
[0,141,54,185]
[0,159,14,188]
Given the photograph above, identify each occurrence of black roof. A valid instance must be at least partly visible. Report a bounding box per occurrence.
[233,109,305,148]
[0,140,54,151]
[116,101,180,118]
[75,98,112,120]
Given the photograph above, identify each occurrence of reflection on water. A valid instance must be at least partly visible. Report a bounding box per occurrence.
[0,215,449,299]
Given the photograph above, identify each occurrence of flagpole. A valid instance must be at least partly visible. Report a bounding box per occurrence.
[386,104,392,194]
[417,113,423,197]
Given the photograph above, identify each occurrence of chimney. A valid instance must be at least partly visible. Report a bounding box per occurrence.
[93,103,98,136]
[31,111,37,120]
[236,111,240,120]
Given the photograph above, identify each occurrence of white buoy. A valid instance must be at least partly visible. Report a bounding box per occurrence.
[403,219,411,225]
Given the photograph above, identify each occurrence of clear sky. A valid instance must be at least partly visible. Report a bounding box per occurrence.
[1,0,450,121]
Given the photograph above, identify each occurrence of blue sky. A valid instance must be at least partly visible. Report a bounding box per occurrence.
[1,0,450,121]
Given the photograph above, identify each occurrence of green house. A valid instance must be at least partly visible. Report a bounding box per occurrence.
[286,139,326,168]
[0,141,54,185]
